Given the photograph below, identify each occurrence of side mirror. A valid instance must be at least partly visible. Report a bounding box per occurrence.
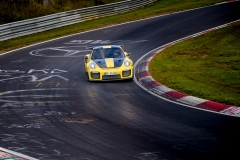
[84,54,90,62]
[84,55,89,60]
[127,52,132,57]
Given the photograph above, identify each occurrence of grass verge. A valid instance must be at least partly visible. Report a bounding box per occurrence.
[0,0,223,53]
[149,21,240,106]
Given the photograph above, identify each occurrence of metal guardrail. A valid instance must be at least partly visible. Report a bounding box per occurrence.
[0,0,156,41]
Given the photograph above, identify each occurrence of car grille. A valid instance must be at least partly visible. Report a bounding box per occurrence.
[102,75,121,80]
[122,70,131,77]
[91,72,100,79]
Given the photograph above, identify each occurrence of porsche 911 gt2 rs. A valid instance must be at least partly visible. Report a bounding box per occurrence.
[84,45,134,81]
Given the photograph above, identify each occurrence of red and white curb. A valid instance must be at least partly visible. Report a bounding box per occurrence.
[134,19,240,117]
[0,147,37,160]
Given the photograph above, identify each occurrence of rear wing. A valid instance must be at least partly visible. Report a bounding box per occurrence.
[86,44,124,50]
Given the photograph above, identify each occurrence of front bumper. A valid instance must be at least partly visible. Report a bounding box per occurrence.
[88,69,134,81]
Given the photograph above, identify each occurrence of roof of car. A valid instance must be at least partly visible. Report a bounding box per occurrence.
[86,45,124,50]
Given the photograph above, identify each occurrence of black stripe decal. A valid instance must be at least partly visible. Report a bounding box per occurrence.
[114,58,124,67]
[93,59,107,68]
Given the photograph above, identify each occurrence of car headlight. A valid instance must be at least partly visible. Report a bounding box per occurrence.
[89,62,96,69]
[124,59,131,67]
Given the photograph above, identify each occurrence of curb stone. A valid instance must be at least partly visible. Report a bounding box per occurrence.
[134,19,240,117]
[0,150,27,160]
[0,148,37,160]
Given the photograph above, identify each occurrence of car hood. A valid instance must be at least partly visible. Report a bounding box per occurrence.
[93,58,124,68]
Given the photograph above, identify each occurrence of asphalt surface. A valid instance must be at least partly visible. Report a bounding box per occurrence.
[0,1,240,160]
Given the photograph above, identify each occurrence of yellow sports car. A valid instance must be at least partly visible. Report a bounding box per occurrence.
[84,45,134,81]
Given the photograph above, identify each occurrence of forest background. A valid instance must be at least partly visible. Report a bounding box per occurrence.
[0,0,122,24]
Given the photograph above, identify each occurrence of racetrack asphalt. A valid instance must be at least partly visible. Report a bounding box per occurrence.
[0,1,240,160]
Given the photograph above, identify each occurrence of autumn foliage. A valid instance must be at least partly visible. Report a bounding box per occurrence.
[0,0,121,24]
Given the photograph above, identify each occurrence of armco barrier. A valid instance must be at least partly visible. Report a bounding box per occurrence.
[0,0,156,41]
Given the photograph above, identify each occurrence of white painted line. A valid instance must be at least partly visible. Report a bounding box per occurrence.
[1,1,237,56]
[134,73,223,115]
[134,19,240,117]
[0,1,239,159]
[139,56,153,63]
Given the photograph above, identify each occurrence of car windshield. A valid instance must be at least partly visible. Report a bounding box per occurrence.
[91,47,125,59]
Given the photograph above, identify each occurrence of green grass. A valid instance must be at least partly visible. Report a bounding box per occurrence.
[149,21,240,106]
[0,0,223,53]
